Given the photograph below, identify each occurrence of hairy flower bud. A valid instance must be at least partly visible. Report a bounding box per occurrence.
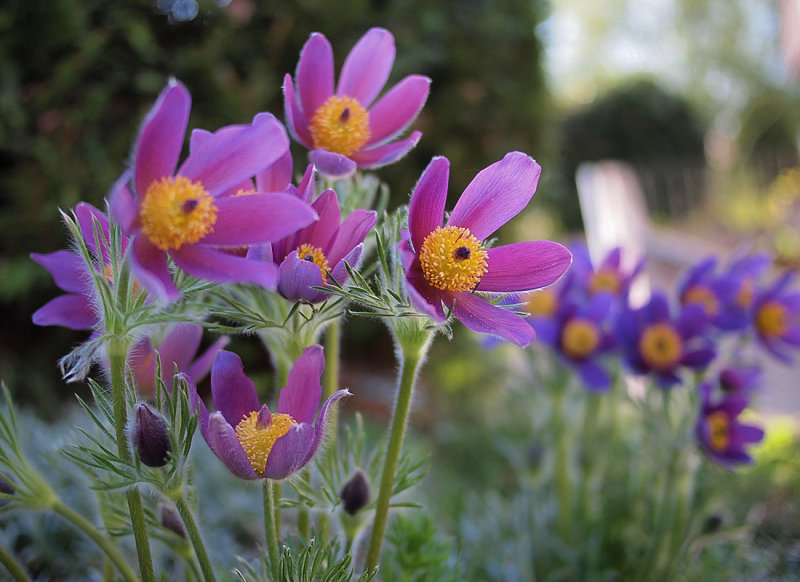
[340,469,370,515]
[132,403,172,467]
[159,503,187,538]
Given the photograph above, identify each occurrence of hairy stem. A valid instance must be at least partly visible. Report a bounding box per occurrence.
[175,495,217,582]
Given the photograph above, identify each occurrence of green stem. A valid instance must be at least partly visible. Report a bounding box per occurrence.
[364,329,432,571]
[263,480,281,580]
[174,495,217,582]
[552,373,572,540]
[324,320,341,399]
[0,542,32,582]
[52,501,139,582]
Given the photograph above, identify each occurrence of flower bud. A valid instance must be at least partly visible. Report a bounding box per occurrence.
[132,403,172,467]
[339,469,370,515]
[159,503,186,538]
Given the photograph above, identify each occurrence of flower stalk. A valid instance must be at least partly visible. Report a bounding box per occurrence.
[174,494,217,582]
[262,480,281,580]
[0,542,32,582]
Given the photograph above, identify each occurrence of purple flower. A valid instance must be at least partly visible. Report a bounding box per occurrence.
[188,346,349,480]
[110,79,318,300]
[284,28,430,178]
[532,293,617,391]
[616,292,716,387]
[126,323,229,397]
[751,270,800,362]
[32,202,125,330]
[696,382,764,467]
[719,365,762,395]
[400,153,572,346]
[568,242,644,303]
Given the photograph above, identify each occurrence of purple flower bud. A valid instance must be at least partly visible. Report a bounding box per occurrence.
[340,469,370,515]
[159,503,186,538]
[132,403,172,467]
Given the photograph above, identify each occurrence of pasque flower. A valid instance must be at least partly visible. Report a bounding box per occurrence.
[110,79,317,299]
[400,153,572,346]
[568,242,644,303]
[696,381,764,467]
[284,28,430,178]
[189,346,348,480]
[751,270,800,362]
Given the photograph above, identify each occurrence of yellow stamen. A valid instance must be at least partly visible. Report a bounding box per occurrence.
[419,226,488,292]
[589,269,621,295]
[139,176,217,251]
[561,318,600,360]
[735,278,754,308]
[683,285,719,317]
[524,288,557,317]
[706,410,730,452]
[756,300,788,339]
[235,411,296,476]
[297,243,330,284]
[639,322,683,372]
[310,95,371,156]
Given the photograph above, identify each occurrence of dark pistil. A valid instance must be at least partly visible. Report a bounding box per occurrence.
[339,107,351,123]
[453,246,471,260]
[182,199,199,213]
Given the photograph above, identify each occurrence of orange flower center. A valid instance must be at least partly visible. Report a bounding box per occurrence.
[706,410,730,452]
[639,322,683,372]
[561,318,600,360]
[419,226,488,292]
[310,95,371,156]
[683,285,719,317]
[756,300,788,339]
[297,243,330,285]
[234,411,297,476]
[589,269,621,295]
[524,288,557,317]
[139,176,217,251]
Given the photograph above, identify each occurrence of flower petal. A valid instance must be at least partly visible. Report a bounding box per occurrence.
[400,240,446,321]
[350,131,421,169]
[30,250,85,293]
[211,350,260,427]
[134,80,190,197]
[32,294,95,329]
[206,412,260,480]
[447,152,541,241]
[337,28,395,107]
[129,235,179,300]
[304,389,350,467]
[302,189,342,251]
[185,335,230,385]
[296,33,334,121]
[283,74,313,148]
[278,345,324,424]
[156,323,203,380]
[75,202,113,261]
[262,423,316,480]
[255,148,294,193]
[108,171,139,235]
[171,245,279,289]
[574,360,611,392]
[479,241,572,292]
[200,193,317,247]
[127,338,158,394]
[178,115,289,197]
[309,149,357,178]
[366,75,431,145]
[408,156,449,253]
[449,290,535,346]
[277,251,325,302]
[326,209,377,264]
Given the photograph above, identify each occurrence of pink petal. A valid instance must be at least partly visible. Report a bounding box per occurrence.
[447,152,541,241]
[32,294,95,330]
[399,241,446,321]
[296,33,335,122]
[283,74,313,148]
[478,241,572,292]
[171,245,279,289]
[156,323,204,379]
[255,148,294,193]
[327,209,377,264]
[337,28,395,107]
[408,156,449,253]
[134,80,190,198]
[130,235,179,300]
[449,290,535,346]
[199,193,317,247]
[278,345,324,425]
[350,131,421,169]
[108,171,139,236]
[309,149,357,178]
[301,189,342,251]
[211,350,260,427]
[277,251,325,302]
[127,338,158,394]
[206,412,260,480]
[30,250,86,293]
[367,75,431,145]
[185,335,230,385]
[75,202,112,261]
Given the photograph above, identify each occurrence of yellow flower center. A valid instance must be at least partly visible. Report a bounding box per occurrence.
[683,285,719,317]
[139,176,218,251]
[297,243,330,284]
[561,318,600,360]
[639,322,683,372]
[524,288,557,317]
[590,269,621,295]
[706,410,730,452]
[309,95,371,156]
[735,279,754,309]
[756,300,788,339]
[235,411,297,476]
[419,226,489,292]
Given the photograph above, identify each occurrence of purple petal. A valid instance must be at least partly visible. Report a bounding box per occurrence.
[211,350,260,427]
[200,193,317,247]
[447,152,541,241]
[31,250,86,293]
[183,373,210,439]
[127,338,158,394]
[108,171,139,235]
[296,33,334,122]
[157,323,203,379]
[337,28,395,107]
[304,389,350,467]
[329,243,364,287]
[366,75,431,145]
[283,74,313,147]
[682,347,716,369]
[206,412,260,480]
[350,131,422,169]
[478,241,572,292]
[301,189,342,251]
[326,209,377,264]
[129,236,179,300]
[278,345,324,424]
[309,149,357,178]
[171,245,279,289]
[32,294,95,329]
[255,148,294,193]
[400,241,446,321]
[134,80,190,198]
[262,423,316,480]
[449,290,536,346]
[277,251,325,302]
[178,116,289,197]
[575,360,611,392]
[185,335,230,384]
[75,202,112,260]
[408,156,449,254]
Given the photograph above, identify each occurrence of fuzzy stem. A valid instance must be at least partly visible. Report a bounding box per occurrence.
[174,495,217,582]
[0,542,32,582]
[52,501,139,582]
[364,327,432,571]
[263,480,281,580]
[324,320,341,399]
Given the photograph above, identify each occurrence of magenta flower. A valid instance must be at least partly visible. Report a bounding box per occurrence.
[188,346,349,480]
[399,153,572,346]
[110,79,318,300]
[696,381,764,467]
[284,28,430,178]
